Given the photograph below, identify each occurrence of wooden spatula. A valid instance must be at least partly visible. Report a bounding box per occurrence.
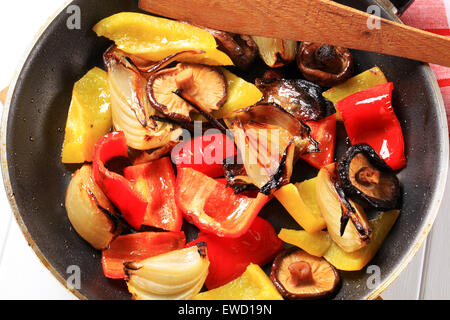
[139,0,450,67]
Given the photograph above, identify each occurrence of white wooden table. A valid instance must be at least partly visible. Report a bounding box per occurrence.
[0,0,449,300]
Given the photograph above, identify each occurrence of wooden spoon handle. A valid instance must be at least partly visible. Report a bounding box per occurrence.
[139,0,450,67]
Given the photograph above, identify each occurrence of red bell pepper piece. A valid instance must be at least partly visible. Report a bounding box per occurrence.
[187,217,283,289]
[172,133,236,178]
[92,132,147,230]
[102,231,186,279]
[335,82,406,170]
[175,167,270,238]
[301,114,337,169]
[123,157,182,232]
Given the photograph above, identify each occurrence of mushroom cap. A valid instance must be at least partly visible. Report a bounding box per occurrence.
[270,248,340,299]
[297,42,354,87]
[147,63,227,122]
[337,143,400,210]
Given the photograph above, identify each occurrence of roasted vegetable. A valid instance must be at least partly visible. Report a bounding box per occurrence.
[124,244,209,300]
[102,231,186,279]
[251,36,297,68]
[197,26,258,70]
[335,82,406,170]
[322,66,388,121]
[104,47,182,150]
[255,78,332,122]
[324,210,400,271]
[337,143,400,210]
[225,103,318,194]
[223,153,257,194]
[65,165,121,250]
[193,264,283,300]
[187,217,283,290]
[316,164,372,253]
[274,183,326,233]
[300,114,337,169]
[147,63,227,122]
[175,167,269,238]
[270,248,340,299]
[92,131,148,230]
[278,229,331,257]
[297,42,354,87]
[61,67,112,163]
[212,68,263,119]
[172,133,236,178]
[123,157,182,231]
[93,12,233,65]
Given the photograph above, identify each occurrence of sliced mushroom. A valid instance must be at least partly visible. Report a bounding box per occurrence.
[297,42,354,87]
[104,46,183,150]
[147,63,227,122]
[270,248,340,299]
[337,143,400,210]
[255,78,333,122]
[251,36,298,68]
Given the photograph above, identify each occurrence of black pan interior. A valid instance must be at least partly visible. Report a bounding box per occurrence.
[4,0,447,300]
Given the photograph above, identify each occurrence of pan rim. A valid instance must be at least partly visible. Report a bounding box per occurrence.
[1,0,448,300]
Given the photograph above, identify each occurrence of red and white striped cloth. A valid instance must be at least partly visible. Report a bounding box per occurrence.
[401,0,450,126]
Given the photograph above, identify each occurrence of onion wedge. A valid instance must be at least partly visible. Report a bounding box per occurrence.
[124,245,209,300]
[104,47,182,150]
[65,165,122,250]
[225,103,318,194]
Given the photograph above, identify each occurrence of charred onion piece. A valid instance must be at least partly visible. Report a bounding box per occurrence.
[251,36,298,68]
[65,165,122,250]
[225,103,318,194]
[297,42,354,87]
[104,46,182,150]
[317,164,372,253]
[223,154,260,194]
[197,26,258,70]
[270,248,340,300]
[337,143,401,210]
[255,78,332,122]
[147,63,227,122]
[228,103,319,157]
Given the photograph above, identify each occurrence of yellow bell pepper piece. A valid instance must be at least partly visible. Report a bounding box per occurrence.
[61,68,112,163]
[274,181,326,233]
[192,69,263,121]
[322,67,388,121]
[93,12,233,66]
[278,229,331,257]
[323,210,400,271]
[213,68,263,118]
[193,263,283,300]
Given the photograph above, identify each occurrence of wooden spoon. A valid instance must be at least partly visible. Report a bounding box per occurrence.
[139,0,450,67]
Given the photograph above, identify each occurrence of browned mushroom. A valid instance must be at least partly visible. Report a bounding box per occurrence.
[147,63,227,122]
[337,143,400,210]
[297,42,354,87]
[198,27,258,70]
[270,248,340,299]
[255,78,332,122]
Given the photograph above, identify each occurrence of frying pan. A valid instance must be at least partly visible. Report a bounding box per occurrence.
[1,0,448,300]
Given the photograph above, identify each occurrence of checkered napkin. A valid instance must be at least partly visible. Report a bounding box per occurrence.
[401,0,450,127]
